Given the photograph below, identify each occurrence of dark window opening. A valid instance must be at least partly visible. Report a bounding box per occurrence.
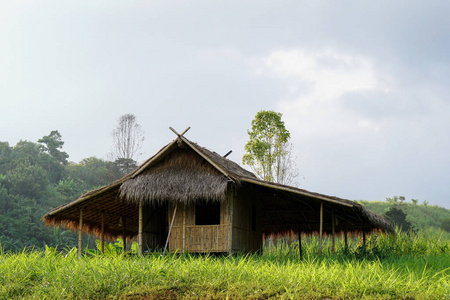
[195,201,221,225]
[251,204,257,231]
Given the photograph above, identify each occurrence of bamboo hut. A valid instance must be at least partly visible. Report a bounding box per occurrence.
[43,128,394,255]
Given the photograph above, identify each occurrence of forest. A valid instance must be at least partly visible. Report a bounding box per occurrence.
[1,131,450,252]
[0,131,125,251]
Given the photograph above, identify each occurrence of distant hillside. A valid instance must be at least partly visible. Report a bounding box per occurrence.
[358,198,450,232]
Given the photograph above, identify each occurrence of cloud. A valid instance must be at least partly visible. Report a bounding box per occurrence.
[260,48,391,137]
[253,47,450,207]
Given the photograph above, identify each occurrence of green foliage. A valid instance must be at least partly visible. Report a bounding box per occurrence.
[384,206,413,232]
[386,195,406,203]
[0,229,449,299]
[0,132,122,252]
[113,157,138,175]
[92,238,137,256]
[442,218,450,233]
[358,197,450,232]
[65,157,122,193]
[3,159,49,198]
[0,142,12,169]
[243,110,294,183]
[263,227,449,261]
[37,130,69,165]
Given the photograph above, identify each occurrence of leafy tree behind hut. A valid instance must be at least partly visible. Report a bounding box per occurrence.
[243,110,298,185]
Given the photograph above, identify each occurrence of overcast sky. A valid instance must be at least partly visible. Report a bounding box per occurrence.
[1,1,449,208]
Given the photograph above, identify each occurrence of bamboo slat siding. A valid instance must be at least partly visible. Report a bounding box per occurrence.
[167,193,234,253]
[170,225,229,252]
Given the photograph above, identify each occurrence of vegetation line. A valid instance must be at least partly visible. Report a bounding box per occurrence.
[1,228,449,299]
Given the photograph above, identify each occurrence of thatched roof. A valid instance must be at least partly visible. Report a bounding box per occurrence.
[120,149,229,204]
[43,133,394,239]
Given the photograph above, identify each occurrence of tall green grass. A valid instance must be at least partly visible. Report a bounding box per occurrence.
[1,228,449,299]
[264,227,450,260]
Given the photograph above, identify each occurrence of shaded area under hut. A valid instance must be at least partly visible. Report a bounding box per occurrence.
[43,128,394,257]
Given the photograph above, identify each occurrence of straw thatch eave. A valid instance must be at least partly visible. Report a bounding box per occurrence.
[42,177,139,240]
[120,148,229,205]
[42,139,182,235]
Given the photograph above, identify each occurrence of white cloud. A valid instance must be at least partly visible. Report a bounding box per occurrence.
[251,48,401,197]
[252,47,450,207]
[260,48,391,138]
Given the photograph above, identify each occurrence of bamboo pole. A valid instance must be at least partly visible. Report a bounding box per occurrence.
[331,208,335,256]
[164,203,178,253]
[123,217,126,254]
[101,213,104,256]
[319,202,323,256]
[182,203,186,251]
[138,200,143,255]
[78,209,83,258]
[362,226,366,246]
[228,187,234,254]
[298,230,302,260]
[344,228,348,254]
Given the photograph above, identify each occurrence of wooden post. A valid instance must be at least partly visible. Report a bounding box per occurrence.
[362,226,366,247]
[298,230,302,260]
[344,228,348,254]
[164,203,178,253]
[101,212,105,256]
[331,208,335,256]
[182,203,186,251]
[319,202,323,256]
[122,217,126,254]
[78,209,83,258]
[228,186,234,254]
[138,200,143,255]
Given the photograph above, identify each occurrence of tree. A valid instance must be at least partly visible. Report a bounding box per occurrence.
[38,130,69,165]
[242,110,298,185]
[3,159,48,199]
[0,142,12,170]
[66,157,122,191]
[384,206,413,232]
[276,142,299,185]
[0,135,107,252]
[441,218,450,233]
[110,114,145,175]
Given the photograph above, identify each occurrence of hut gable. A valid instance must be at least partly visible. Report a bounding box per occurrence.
[120,148,229,205]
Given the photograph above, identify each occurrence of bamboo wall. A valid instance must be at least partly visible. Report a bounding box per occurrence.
[165,183,263,253]
[168,198,232,252]
[230,185,262,253]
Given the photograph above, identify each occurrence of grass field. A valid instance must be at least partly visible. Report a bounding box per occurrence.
[1,228,449,299]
